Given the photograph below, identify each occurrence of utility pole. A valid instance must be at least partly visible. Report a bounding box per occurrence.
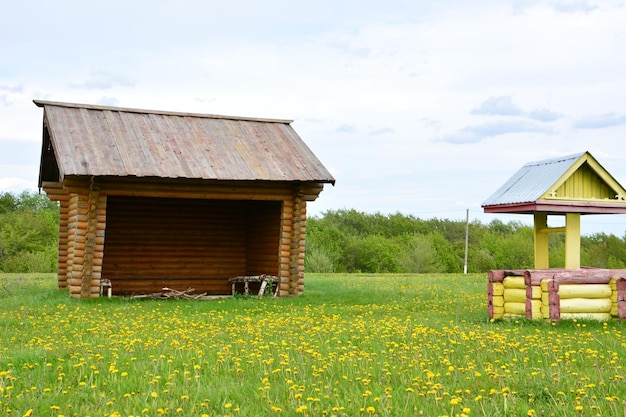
[464,208,469,274]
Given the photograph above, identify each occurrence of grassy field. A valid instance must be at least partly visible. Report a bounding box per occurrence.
[0,273,624,417]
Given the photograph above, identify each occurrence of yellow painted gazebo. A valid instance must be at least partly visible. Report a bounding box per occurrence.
[482,152,626,269]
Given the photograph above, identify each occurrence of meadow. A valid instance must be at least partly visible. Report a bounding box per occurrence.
[0,273,624,417]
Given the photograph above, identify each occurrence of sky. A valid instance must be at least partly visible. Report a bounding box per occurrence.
[2,0,626,236]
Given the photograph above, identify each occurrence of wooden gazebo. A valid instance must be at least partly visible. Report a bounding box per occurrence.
[482,152,626,269]
[36,100,335,298]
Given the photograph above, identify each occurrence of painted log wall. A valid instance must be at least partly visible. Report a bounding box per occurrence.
[488,269,626,321]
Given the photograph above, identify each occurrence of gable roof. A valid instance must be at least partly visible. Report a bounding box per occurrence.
[482,151,626,214]
[36,100,335,186]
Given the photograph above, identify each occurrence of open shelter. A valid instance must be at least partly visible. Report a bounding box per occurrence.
[36,100,335,298]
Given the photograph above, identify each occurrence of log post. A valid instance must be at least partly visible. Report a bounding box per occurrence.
[534,212,549,269]
[487,271,505,319]
[278,200,294,296]
[289,194,305,295]
[81,182,100,298]
[66,194,79,297]
[58,200,69,289]
[547,279,560,321]
[564,213,581,269]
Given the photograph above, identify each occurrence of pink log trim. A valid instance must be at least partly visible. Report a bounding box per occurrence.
[488,270,505,283]
[524,269,626,286]
[548,281,560,321]
[487,282,494,319]
[488,269,526,282]
[525,284,532,319]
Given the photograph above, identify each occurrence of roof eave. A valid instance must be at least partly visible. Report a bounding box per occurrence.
[483,200,626,215]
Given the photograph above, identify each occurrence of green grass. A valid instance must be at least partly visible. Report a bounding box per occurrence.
[0,273,624,417]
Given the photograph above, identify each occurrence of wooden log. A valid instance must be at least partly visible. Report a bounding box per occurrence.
[504,288,526,303]
[559,298,612,313]
[488,270,505,282]
[526,299,542,319]
[616,279,626,319]
[560,313,611,321]
[503,276,526,289]
[525,269,626,286]
[487,291,494,319]
[489,282,504,296]
[492,296,504,307]
[542,279,561,321]
[526,285,542,299]
[504,302,525,315]
[558,284,612,299]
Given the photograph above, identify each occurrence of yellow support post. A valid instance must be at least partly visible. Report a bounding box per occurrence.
[564,213,580,269]
[534,212,549,269]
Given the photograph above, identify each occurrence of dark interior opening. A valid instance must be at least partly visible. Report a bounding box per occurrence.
[101,196,281,295]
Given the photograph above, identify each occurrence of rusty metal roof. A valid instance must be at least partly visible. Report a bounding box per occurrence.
[482,152,585,207]
[35,100,335,184]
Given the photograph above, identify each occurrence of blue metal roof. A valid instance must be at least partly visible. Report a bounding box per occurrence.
[482,152,586,207]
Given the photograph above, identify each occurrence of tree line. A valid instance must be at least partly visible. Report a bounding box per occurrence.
[304,209,626,273]
[2,192,626,274]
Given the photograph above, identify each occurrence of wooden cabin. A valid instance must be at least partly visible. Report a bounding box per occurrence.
[36,100,335,298]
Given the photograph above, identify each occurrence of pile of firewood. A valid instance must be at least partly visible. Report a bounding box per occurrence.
[133,287,207,300]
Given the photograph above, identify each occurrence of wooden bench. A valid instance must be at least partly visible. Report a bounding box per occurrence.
[228,275,278,297]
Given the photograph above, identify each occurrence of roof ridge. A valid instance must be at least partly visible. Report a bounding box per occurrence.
[33,99,293,124]
[525,152,586,167]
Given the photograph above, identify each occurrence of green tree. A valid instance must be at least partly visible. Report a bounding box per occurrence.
[0,191,58,273]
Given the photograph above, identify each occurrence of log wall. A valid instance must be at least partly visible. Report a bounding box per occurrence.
[43,178,324,298]
[245,201,281,276]
[101,197,284,295]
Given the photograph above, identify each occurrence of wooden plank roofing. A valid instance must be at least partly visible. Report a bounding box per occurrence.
[35,100,335,185]
[482,151,626,214]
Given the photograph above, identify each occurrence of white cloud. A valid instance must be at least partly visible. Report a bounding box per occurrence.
[573,113,626,129]
[528,108,562,122]
[471,96,525,116]
[68,71,135,90]
[438,120,555,144]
